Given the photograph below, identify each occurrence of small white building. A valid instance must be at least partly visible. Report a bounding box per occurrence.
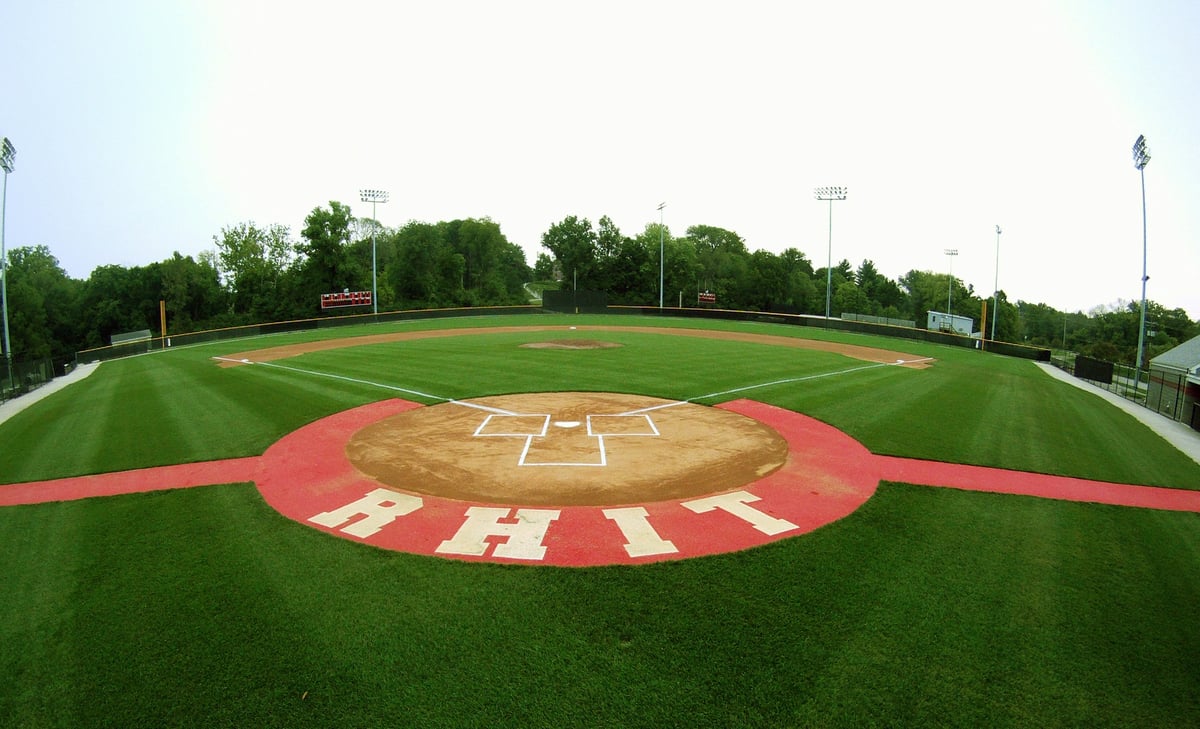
[926,311,973,336]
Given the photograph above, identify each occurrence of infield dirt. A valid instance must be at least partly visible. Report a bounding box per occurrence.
[215,324,933,368]
[346,391,789,506]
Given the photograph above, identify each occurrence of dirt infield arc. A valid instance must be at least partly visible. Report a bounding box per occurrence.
[213,324,935,369]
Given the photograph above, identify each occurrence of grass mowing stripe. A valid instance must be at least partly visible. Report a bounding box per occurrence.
[244,359,519,415]
[0,502,88,726]
[4,481,1196,726]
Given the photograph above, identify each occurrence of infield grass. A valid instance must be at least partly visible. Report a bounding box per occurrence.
[2,313,1199,727]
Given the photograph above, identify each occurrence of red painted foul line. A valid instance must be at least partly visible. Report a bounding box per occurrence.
[0,399,421,508]
[875,454,1200,512]
[0,457,262,507]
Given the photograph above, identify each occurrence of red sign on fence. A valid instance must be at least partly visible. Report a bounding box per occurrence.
[698,292,716,304]
[321,291,373,309]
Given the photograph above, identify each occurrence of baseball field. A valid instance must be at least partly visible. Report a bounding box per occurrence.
[2,313,1198,727]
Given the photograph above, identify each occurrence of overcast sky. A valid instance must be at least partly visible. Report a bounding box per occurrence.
[3,1,1198,318]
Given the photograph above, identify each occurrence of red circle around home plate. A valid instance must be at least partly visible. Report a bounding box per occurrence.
[6,395,1197,560]
[254,396,882,566]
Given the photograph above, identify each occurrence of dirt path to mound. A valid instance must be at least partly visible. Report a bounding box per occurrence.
[216,325,933,368]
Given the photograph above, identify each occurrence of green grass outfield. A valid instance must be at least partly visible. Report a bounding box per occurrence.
[2,313,1198,727]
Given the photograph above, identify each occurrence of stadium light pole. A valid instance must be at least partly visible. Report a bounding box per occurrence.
[991,225,1001,340]
[359,189,389,315]
[1132,135,1151,381]
[1,137,15,393]
[657,202,666,308]
[814,186,848,323]
[944,248,958,319]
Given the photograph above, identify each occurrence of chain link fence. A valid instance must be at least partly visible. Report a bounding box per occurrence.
[1048,350,1198,429]
[0,356,55,403]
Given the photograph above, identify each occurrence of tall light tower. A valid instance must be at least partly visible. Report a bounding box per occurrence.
[991,225,1001,340]
[359,189,388,315]
[1,137,15,393]
[1132,135,1151,378]
[657,202,666,308]
[944,248,959,318]
[814,186,848,322]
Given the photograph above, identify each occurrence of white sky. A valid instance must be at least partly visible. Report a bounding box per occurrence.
[2,0,1198,317]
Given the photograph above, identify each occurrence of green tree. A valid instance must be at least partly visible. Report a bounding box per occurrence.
[833,281,869,317]
[855,259,906,315]
[592,215,625,294]
[605,236,654,304]
[742,249,790,311]
[630,222,686,306]
[662,234,699,308]
[533,252,556,281]
[541,216,597,291]
[388,218,528,309]
[689,225,749,307]
[1019,301,1075,349]
[77,264,161,348]
[978,290,1023,342]
[213,222,292,318]
[160,252,225,333]
[815,259,854,316]
[778,248,817,314]
[2,245,81,360]
[296,201,355,304]
[899,269,938,326]
[442,218,527,305]
[495,239,532,303]
[391,222,464,308]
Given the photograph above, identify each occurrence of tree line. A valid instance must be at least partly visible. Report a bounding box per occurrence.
[1,204,1195,369]
[539,214,1197,366]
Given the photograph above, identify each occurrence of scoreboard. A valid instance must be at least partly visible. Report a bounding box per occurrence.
[321,291,373,309]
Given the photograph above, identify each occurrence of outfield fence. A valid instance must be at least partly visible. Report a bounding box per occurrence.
[610,304,1052,361]
[841,312,917,329]
[73,305,540,364]
[68,297,1056,377]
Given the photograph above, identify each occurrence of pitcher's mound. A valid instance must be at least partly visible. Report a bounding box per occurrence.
[519,339,622,350]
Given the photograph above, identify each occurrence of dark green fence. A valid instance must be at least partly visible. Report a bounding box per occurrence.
[609,305,1052,361]
[542,290,609,314]
[74,305,541,364]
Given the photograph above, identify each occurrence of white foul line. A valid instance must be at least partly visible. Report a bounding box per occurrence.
[616,357,935,415]
[213,353,935,420]
[211,356,519,416]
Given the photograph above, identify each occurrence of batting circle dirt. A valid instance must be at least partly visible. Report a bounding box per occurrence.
[346,391,789,506]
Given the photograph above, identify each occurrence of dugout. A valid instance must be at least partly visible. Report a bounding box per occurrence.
[1147,335,1200,428]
